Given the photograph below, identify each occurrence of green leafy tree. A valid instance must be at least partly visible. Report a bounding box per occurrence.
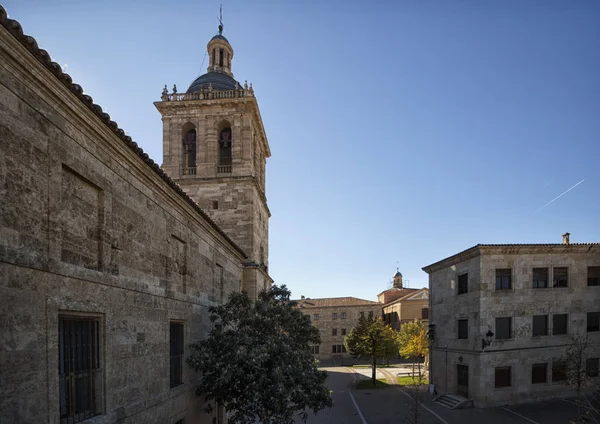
[187,284,333,423]
[397,319,429,375]
[397,319,429,424]
[344,316,398,386]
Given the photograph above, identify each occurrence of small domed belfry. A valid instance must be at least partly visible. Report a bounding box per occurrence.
[155,21,272,299]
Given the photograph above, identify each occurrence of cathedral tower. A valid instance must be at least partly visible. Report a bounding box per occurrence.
[154,22,272,298]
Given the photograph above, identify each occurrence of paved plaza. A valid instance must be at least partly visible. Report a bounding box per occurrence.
[297,366,583,424]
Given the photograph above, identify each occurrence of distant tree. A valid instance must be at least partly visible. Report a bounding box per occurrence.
[397,319,429,376]
[397,319,429,424]
[344,316,398,387]
[563,334,600,424]
[187,285,333,424]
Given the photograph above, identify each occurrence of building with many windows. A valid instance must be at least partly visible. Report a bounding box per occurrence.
[0,8,271,424]
[296,297,381,362]
[423,234,600,407]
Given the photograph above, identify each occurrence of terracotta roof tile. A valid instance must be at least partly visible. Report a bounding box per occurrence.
[0,5,247,259]
[295,297,380,308]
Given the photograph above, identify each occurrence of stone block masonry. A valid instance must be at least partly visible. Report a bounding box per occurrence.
[0,11,251,424]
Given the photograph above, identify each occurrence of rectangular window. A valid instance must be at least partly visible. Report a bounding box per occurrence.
[552,314,568,335]
[589,267,600,286]
[458,273,468,294]
[458,319,468,339]
[496,269,512,290]
[332,328,337,336]
[216,264,224,303]
[586,358,599,377]
[332,313,338,320]
[59,317,101,424]
[588,312,600,332]
[552,359,566,382]
[495,317,512,340]
[533,268,548,288]
[532,363,547,384]
[553,267,568,288]
[332,344,346,354]
[341,312,347,320]
[368,311,374,319]
[422,308,429,319]
[360,312,364,318]
[170,322,184,388]
[313,314,319,321]
[533,315,548,337]
[310,345,320,355]
[341,328,346,336]
[495,366,511,388]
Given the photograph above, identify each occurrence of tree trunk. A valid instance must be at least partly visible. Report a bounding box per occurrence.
[372,356,377,387]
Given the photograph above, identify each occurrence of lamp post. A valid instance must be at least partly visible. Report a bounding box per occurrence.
[481,330,494,351]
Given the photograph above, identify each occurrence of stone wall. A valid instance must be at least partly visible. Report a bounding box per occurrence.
[427,246,600,406]
[0,21,246,424]
[300,304,381,361]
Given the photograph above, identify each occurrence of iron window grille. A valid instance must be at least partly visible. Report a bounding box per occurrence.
[59,317,101,424]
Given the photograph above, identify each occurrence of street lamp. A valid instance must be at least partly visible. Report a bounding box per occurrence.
[481,330,494,351]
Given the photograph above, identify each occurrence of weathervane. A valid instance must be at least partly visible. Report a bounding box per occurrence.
[218,5,223,35]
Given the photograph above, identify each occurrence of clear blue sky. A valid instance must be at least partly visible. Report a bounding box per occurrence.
[5,0,599,301]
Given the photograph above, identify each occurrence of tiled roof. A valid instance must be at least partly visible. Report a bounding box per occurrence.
[384,288,429,306]
[295,297,380,308]
[422,243,600,273]
[377,287,417,297]
[0,6,247,259]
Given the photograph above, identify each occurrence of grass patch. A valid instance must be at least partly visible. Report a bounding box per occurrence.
[356,378,389,389]
[352,364,393,368]
[398,376,429,386]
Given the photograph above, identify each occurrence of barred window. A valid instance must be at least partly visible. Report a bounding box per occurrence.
[59,317,102,424]
[496,269,512,290]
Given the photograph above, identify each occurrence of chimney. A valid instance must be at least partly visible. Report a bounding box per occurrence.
[562,232,570,245]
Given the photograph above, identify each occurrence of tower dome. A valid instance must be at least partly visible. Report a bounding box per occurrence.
[187,24,239,93]
[393,268,403,288]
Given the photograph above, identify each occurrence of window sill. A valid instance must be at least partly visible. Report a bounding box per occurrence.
[493,386,512,391]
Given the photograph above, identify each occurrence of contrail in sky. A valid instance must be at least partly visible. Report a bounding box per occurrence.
[536,179,585,212]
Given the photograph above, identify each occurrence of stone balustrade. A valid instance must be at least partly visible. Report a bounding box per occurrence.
[160,82,254,102]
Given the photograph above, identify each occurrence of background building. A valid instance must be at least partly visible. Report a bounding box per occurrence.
[296,297,381,362]
[423,235,600,407]
[0,9,270,424]
[382,287,429,331]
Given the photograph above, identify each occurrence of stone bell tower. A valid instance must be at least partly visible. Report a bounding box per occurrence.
[154,22,272,299]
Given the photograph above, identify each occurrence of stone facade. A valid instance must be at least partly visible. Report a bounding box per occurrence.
[296,297,381,361]
[0,9,270,424]
[155,30,272,300]
[382,288,429,331]
[423,241,600,407]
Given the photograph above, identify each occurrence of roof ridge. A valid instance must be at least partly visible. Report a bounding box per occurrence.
[0,6,247,259]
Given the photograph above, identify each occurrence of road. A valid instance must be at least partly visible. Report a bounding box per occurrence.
[298,367,441,424]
